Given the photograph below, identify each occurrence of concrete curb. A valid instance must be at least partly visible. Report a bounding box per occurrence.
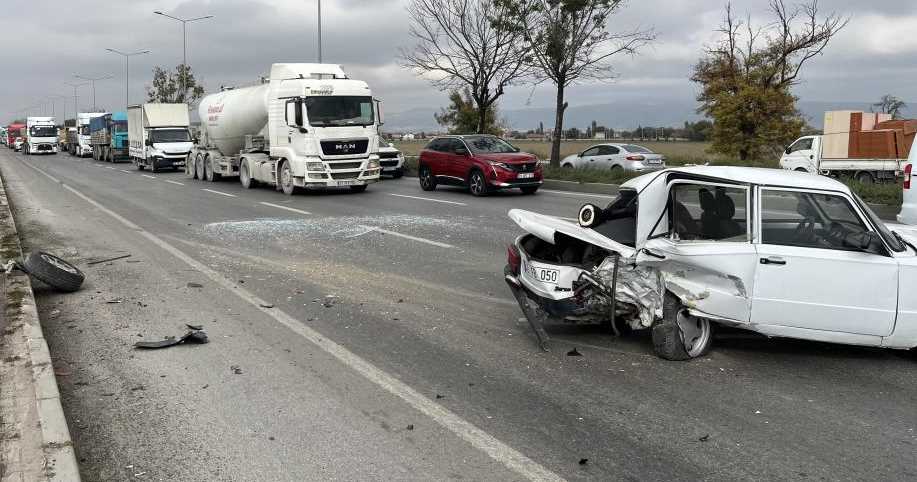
[0,168,81,481]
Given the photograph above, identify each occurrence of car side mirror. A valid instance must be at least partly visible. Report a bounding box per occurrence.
[193,137,199,144]
[785,147,791,154]
[145,138,153,146]
[578,153,583,157]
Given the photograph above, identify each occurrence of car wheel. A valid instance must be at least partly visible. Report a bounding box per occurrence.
[350,185,368,193]
[419,165,436,191]
[855,171,874,184]
[392,169,404,179]
[652,293,714,361]
[469,170,489,196]
[562,163,574,169]
[610,165,624,176]
[279,160,298,196]
[794,168,808,173]
[240,161,257,188]
[520,186,539,195]
[19,251,85,293]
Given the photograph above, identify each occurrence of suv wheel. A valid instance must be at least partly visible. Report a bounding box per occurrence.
[469,170,489,196]
[419,165,436,191]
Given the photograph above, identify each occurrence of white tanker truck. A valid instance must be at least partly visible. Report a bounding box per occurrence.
[188,63,383,194]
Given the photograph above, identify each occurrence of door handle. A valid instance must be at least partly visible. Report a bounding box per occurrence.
[760,257,786,265]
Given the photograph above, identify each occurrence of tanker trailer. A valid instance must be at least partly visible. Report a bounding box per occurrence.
[189,63,384,194]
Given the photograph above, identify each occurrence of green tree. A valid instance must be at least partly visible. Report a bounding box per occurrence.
[693,1,846,160]
[494,0,653,166]
[434,89,502,134]
[873,95,907,120]
[146,65,205,105]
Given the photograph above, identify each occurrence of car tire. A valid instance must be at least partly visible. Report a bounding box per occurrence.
[392,169,404,179]
[20,251,85,293]
[419,165,436,191]
[855,171,874,184]
[469,169,489,197]
[350,185,368,193]
[610,165,624,176]
[279,160,298,196]
[520,186,539,195]
[651,293,714,361]
[562,163,574,169]
[240,161,257,188]
[794,168,808,173]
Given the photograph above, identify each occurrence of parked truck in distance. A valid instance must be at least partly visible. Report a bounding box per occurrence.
[128,103,191,172]
[23,117,58,155]
[71,112,106,157]
[90,112,129,162]
[6,124,25,148]
[780,111,914,183]
[189,63,382,194]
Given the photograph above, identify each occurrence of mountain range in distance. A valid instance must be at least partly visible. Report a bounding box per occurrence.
[384,99,914,133]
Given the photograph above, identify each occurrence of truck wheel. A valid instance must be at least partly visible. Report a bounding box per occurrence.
[185,155,196,179]
[205,157,221,182]
[240,161,258,188]
[20,251,85,293]
[192,155,203,180]
[651,293,714,361]
[855,171,874,184]
[279,161,298,196]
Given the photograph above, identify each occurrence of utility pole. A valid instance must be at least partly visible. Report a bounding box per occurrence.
[318,0,323,63]
[65,81,87,118]
[154,11,214,102]
[106,48,151,110]
[74,74,114,111]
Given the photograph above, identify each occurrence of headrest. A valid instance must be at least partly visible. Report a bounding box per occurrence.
[699,188,716,211]
[715,189,736,219]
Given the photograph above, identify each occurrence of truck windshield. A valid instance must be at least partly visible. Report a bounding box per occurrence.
[304,96,374,127]
[80,126,90,136]
[30,126,57,137]
[113,121,127,133]
[150,129,191,143]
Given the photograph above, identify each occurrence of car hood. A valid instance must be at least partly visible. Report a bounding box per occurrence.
[509,209,636,258]
[479,152,537,163]
[379,146,400,154]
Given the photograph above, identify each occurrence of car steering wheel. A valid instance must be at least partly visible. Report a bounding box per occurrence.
[793,218,816,244]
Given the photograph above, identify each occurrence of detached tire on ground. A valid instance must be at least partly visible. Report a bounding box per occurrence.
[20,251,85,292]
[651,293,714,361]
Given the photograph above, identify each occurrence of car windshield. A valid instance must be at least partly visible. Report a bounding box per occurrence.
[304,96,374,127]
[150,129,191,143]
[113,121,127,133]
[465,136,517,154]
[30,126,56,137]
[853,193,905,252]
[623,144,653,154]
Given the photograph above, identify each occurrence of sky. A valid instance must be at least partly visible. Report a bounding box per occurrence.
[1,0,915,125]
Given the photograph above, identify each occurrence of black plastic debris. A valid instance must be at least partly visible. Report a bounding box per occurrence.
[87,254,132,266]
[231,365,243,375]
[435,394,444,399]
[578,458,589,466]
[260,303,274,309]
[322,296,337,308]
[187,282,203,288]
[698,434,710,442]
[134,330,209,349]
[406,424,414,431]
[186,324,203,331]
[567,348,583,357]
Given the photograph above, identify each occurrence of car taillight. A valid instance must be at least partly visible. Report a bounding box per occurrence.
[507,244,521,276]
[626,155,645,161]
[905,164,912,190]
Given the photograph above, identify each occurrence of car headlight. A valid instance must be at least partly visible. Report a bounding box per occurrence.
[368,159,380,169]
[488,161,511,171]
[306,162,325,171]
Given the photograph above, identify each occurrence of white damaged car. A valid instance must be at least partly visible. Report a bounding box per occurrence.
[505,166,917,360]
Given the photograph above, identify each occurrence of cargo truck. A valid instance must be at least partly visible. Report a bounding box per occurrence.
[23,117,58,155]
[128,103,192,172]
[71,112,106,157]
[58,119,75,153]
[90,112,129,162]
[189,63,383,194]
[6,123,25,149]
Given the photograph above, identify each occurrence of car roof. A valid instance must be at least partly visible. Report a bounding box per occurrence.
[622,166,852,193]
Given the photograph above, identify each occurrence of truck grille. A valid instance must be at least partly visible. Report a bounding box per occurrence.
[380,160,399,167]
[328,162,363,170]
[380,152,399,159]
[321,139,368,156]
[331,172,360,180]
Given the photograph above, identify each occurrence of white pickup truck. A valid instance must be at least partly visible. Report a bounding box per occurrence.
[780,135,904,183]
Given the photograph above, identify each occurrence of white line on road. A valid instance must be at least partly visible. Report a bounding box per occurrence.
[95,164,105,168]
[119,169,131,173]
[141,174,157,179]
[164,180,185,186]
[540,189,617,199]
[259,201,311,215]
[105,167,116,170]
[201,188,236,197]
[388,193,467,206]
[17,157,561,482]
[359,225,456,249]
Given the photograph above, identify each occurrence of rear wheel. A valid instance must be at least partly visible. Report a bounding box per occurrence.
[240,161,257,189]
[185,154,196,179]
[419,165,436,191]
[652,293,714,361]
[194,155,204,180]
[279,160,298,196]
[795,167,808,173]
[205,157,221,182]
[610,165,624,176]
[562,163,574,169]
[468,170,489,196]
[855,171,874,184]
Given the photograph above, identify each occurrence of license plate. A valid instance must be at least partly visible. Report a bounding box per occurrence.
[647,159,662,164]
[518,172,535,179]
[328,180,360,187]
[530,265,559,284]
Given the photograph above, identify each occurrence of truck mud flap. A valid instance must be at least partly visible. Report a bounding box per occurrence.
[505,267,552,351]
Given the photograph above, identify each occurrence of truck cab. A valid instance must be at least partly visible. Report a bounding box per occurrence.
[74,113,106,157]
[24,117,58,155]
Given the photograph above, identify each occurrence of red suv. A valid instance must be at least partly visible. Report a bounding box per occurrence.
[418,135,543,196]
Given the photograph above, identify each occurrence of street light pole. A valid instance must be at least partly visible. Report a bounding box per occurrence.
[64,82,87,118]
[74,74,114,111]
[106,49,151,111]
[153,11,214,102]
[318,0,322,63]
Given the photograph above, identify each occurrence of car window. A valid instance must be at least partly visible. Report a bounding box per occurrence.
[448,139,467,154]
[788,138,813,153]
[599,146,620,155]
[622,145,653,154]
[760,189,883,253]
[464,136,515,153]
[669,184,748,242]
[425,139,444,152]
[582,147,600,157]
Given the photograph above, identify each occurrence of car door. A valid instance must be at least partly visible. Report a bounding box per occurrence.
[422,139,445,176]
[579,146,601,168]
[448,138,473,181]
[641,181,757,322]
[601,145,622,169]
[752,187,898,336]
[783,137,815,171]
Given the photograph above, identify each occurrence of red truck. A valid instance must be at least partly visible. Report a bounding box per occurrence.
[6,123,25,148]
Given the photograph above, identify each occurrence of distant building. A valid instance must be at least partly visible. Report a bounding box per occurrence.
[401,133,416,141]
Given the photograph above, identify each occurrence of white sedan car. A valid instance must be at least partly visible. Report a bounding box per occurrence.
[561,143,666,172]
[506,166,917,360]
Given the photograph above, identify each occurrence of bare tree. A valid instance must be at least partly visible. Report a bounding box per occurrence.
[873,94,907,119]
[496,0,654,165]
[401,0,528,134]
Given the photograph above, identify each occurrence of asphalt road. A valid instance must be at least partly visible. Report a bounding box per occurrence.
[2,148,916,481]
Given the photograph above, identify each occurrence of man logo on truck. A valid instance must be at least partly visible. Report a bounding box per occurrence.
[336,142,357,152]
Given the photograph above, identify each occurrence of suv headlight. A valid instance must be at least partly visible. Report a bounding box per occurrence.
[306,162,325,171]
[368,159,380,169]
[488,161,511,171]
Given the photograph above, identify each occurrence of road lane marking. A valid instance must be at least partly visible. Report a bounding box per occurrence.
[259,201,311,215]
[95,164,105,168]
[16,156,561,482]
[165,180,185,186]
[540,189,617,199]
[141,174,157,179]
[201,188,236,197]
[359,225,455,249]
[388,193,467,206]
[105,167,116,170]
[119,169,131,173]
